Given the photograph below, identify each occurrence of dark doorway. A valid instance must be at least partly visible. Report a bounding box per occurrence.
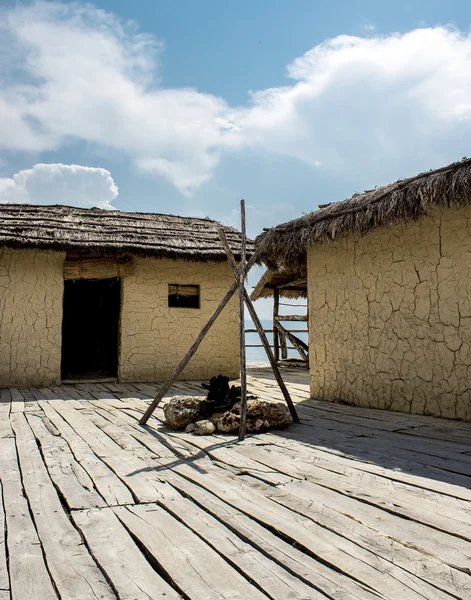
[61,277,121,381]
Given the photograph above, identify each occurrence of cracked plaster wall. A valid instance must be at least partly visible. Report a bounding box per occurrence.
[0,250,239,387]
[307,206,471,420]
[119,257,240,381]
[0,247,64,387]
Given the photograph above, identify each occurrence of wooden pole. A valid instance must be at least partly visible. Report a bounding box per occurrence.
[238,200,248,440]
[279,324,288,359]
[273,288,280,363]
[139,226,274,426]
[218,226,299,425]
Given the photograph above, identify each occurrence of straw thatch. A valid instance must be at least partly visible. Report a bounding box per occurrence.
[256,158,471,270]
[0,204,254,261]
[251,268,307,301]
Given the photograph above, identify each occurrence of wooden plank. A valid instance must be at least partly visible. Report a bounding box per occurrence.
[37,399,134,505]
[168,461,452,599]
[123,478,336,600]
[255,431,471,502]
[26,412,106,510]
[248,382,471,466]
[10,413,115,600]
[162,471,379,600]
[72,508,181,600]
[0,436,58,600]
[20,388,42,413]
[229,443,471,591]
[9,388,24,414]
[0,393,11,440]
[269,425,471,499]
[48,401,169,503]
[115,504,269,600]
[264,478,471,598]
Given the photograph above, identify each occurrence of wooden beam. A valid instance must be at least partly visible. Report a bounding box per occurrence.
[276,322,308,360]
[238,200,248,441]
[276,279,307,290]
[273,288,280,363]
[279,328,288,359]
[275,315,308,322]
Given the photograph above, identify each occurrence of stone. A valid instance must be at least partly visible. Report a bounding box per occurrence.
[208,411,224,425]
[217,399,291,433]
[194,419,216,435]
[185,423,195,433]
[163,396,205,430]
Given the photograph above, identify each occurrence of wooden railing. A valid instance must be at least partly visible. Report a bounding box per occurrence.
[245,315,309,368]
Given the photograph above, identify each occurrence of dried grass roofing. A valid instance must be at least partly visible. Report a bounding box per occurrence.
[0,204,254,261]
[250,268,307,301]
[256,157,471,270]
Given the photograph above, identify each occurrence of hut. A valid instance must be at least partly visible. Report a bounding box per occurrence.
[0,204,252,387]
[256,158,471,420]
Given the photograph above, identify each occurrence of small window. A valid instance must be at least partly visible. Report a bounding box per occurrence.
[168,284,200,308]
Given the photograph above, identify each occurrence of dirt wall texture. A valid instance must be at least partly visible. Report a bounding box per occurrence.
[0,247,64,387]
[308,206,471,420]
[119,258,239,382]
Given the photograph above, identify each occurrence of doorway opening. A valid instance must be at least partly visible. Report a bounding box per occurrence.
[61,277,121,382]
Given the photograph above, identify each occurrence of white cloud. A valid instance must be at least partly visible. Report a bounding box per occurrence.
[241,27,471,183]
[0,163,118,209]
[1,2,471,195]
[0,1,238,195]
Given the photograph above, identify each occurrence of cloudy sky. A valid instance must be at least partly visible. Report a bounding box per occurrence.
[1,0,471,313]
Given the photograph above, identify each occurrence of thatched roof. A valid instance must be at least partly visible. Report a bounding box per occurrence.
[256,158,471,270]
[0,204,254,261]
[251,268,307,301]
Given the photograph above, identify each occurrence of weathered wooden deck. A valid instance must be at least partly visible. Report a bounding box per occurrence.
[1,366,471,600]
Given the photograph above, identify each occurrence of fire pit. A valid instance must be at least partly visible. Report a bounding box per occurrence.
[163,375,292,435]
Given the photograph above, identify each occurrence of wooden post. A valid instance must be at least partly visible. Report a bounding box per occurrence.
[278,320,288,359]
[238,200,248,441]
[273,288,280,363]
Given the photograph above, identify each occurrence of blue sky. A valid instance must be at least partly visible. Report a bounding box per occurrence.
[1,0,471,313]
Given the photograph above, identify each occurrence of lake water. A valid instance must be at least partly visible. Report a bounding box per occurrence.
[245,319,308,364]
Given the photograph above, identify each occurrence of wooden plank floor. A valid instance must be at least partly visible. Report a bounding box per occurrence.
[1,366,471,599]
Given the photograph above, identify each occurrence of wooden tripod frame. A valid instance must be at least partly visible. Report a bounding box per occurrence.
[139,200,300,439]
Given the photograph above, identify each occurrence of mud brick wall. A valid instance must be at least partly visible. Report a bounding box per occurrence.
[119,257,239,381]
[307,206,471,420]
[0,247,64,387]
